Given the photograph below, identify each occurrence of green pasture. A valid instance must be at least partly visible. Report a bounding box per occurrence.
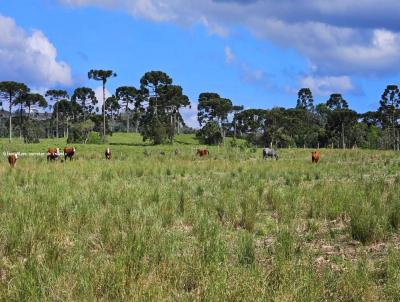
[0,133,400,301]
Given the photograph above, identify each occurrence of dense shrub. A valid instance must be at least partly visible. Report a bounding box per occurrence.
[67,120,95,144]
[87,131,103,144]
[196,121,223,145]
[140,116,168,145]
[22,120,42,143]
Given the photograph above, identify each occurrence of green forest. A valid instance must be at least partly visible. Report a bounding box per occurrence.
[1,70,399,150]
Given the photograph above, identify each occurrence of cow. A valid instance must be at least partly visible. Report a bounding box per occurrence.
[105,148,111,160]
[196,149,209,157]
[64,147,76,161]
[47,147,60,162]
[311,151,320,163]
[263,148,278,160]
[174,149,180,156]
[8,153,17,167]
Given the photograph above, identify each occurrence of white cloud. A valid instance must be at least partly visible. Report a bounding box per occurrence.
[201,17,229,36]
[0,15,72,87]
[94,85,111,111]
[299,75,355,97]
[224,46,235,64]
[180,102,199,128]
[250,19,400,75]
[58,0,400,76]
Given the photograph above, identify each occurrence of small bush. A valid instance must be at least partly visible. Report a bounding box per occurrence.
[68,120,95,144]
[229,139,238,148]
[196,121,223,145]
[22,120,41,143]
[140,116,168,145]
[67,127,85,144]
[196,185,204,197]
[87,131,103,144]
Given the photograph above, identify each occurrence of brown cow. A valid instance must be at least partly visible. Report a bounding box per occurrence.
[105,148,111,160]
[196,149,209,157]
[64,147,76,161]
[311,151,320,163]
[47,147,60,162]
[8,153,17,167]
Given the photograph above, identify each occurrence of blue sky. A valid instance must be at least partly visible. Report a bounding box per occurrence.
[1,0,400,127]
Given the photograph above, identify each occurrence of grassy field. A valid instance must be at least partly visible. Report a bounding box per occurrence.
[1,133,400,301]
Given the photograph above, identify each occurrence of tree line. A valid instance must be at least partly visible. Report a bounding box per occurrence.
[196,87,400,151]
[0,70,190,144]
[0,70,399,150]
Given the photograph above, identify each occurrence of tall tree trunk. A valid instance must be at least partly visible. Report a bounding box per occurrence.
[342,121,345,149]
[103,80,106,139]
[220,118,224,143]
[175,111,179,135]
[8,94,12,143]
[234,120,237,139]
[393,113,396,151]
[110,110,113,132]
[66,117,69,139]
[19,103,23,138]
[56,104,59,138]
[170,114,174,143]
[126,105,129,133]
[397,129,400,151]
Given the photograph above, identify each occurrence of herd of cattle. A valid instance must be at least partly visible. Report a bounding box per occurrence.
[6,147,321,167]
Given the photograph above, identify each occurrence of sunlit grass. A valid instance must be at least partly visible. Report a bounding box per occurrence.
[0,133,400,300]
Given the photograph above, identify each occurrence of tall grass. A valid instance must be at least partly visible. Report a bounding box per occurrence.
[0,133,399,300]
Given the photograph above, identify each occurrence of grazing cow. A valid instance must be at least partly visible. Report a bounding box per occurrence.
[64,147,76,161]
[311,151,320,163]
[47,147,60,162]
[263,148,278,160]
[8,153,17,167]
[105,148,111,160]
[196,149,209,157]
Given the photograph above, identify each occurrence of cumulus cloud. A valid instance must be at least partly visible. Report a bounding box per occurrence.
[58,0,400,77]
[299,75,356,97]
[0,15,72,87]
[180,102,199,128]
[250,19,400,75]
[94,86,111,111]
